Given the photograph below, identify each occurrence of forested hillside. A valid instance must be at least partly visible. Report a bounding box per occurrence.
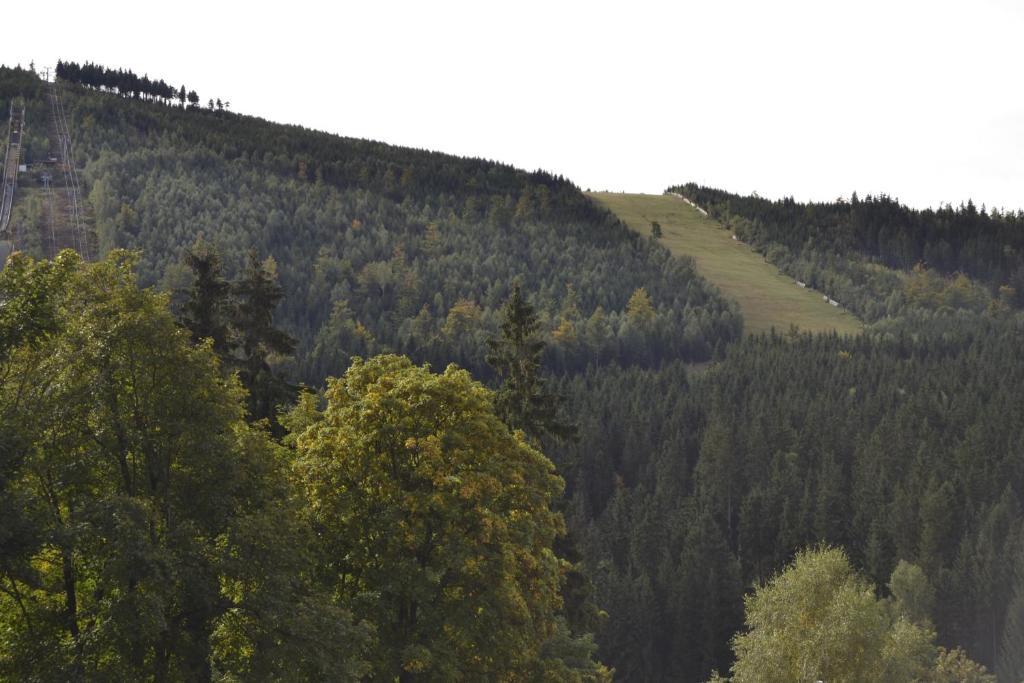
[670,183,1024,321]
[550,316,1024,680]
[590,192,861,335]
[3,61,1024,682]
[1,62,743,681]
[53,67,740,383]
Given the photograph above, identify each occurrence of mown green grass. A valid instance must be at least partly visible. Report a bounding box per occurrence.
[589,192,862,336]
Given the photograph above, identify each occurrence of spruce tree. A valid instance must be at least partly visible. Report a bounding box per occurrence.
[180,246,296,424]
[182,239,233,356]
[232,250,296,423]
[998,564,1024,683]
[486,283,576,443]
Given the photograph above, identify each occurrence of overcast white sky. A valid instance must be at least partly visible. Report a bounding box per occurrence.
[7,0,1024,210]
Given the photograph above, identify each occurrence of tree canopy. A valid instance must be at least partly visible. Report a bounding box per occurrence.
[0,251,369,681]
[290,354,607,680]
[724,547,993,683]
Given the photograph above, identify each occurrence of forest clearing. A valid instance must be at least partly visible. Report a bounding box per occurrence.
[589,191,862,335]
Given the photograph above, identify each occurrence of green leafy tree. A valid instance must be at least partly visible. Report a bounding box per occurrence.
[725,547,992,683]
[889,559,936,627]
[0,252,76,668]
[290,354,603,680]
[730,549,891,681]
[932,647,996,683]
[486,283,576,443]
[0,251,367,681]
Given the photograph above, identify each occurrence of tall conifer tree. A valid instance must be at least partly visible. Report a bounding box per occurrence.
[232,250,296,423]
[182,238,233,356]
[486,283,576,443]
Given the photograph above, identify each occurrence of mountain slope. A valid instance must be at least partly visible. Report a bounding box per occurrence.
[590,192,862,335]
[10,70,741,384]
[4,62,1024,681]
[670,182,1024,320]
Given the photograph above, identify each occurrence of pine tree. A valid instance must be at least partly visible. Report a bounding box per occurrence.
[997,560,1024,683]
[486,283,576,443]
[181,238,232,356]
[696,414,739,542]
[232,250,296,424]
[669,511,743,681]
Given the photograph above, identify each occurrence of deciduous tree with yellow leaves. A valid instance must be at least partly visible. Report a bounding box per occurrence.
[290,354,608,681]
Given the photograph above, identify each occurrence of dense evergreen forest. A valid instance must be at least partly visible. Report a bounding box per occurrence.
[3,61,1024,681]
[552,318,1024,680]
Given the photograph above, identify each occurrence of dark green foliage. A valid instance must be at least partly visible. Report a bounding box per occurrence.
[486,283,577,442]
[667,511,743,679]
[181,239,232,354]
[180,243,297,424]
[550,319,1024,679]
[999,559,1024,683]
[56,59,197,106]
[231,251,297,423]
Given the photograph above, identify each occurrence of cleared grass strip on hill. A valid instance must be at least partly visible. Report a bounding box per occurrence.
[589,192,862,336]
